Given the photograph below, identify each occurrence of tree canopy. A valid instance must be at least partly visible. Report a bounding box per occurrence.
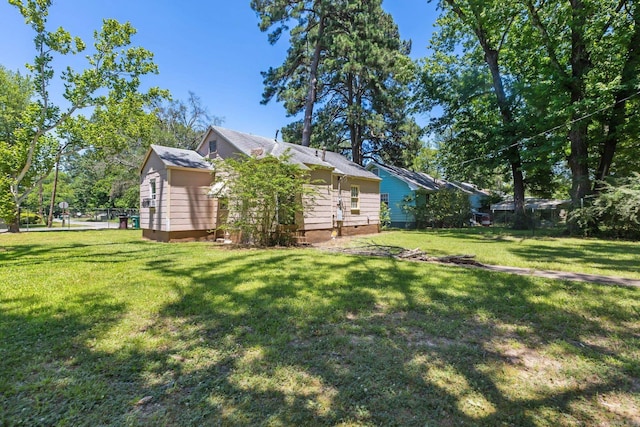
[416,0,640,220]
[252,0,422,166]
[0,0,163,231]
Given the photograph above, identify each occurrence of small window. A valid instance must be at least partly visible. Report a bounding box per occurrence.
[350,185,360,211]
[149,179,157,200]
[380,193,389,206]
[209,140,217,154]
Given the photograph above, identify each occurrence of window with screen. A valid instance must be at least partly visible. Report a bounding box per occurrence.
[351,186,360,211]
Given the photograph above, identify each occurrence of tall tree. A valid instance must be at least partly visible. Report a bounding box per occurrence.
[251,0,330,147]
[254,0,420,165]
[420,0,639,219]
[420,0,529,226]
[0,66,34,229]
[510,0,639,201]
[0,0,162,232]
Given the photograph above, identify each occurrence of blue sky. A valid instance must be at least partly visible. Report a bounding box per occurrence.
[0,1,439,140]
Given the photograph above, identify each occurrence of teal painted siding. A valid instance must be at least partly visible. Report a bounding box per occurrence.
[469,193,486,210]
[375,168,415,227]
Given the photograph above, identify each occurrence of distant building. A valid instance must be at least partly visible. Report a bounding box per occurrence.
[368,162,490,228]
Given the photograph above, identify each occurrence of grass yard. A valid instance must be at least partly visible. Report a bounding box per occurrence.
[358,228,640,280]
[0,230,639,426]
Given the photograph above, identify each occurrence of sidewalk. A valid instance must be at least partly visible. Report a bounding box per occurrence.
[0,220,126,233]
[476,264,640,288]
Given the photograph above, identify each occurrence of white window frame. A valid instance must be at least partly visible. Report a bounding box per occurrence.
[209,140,217,154]
[149,178,157,200]
[380,193,389,205]
[350,185,360,211]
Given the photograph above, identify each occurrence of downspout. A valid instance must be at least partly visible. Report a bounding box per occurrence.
[166,169,171,232]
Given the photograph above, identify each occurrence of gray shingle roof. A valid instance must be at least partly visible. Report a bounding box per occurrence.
[151,144,213,170]
[211,126,379,180]
[374,163,440,191]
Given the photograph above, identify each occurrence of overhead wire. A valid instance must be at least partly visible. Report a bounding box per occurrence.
[454,89,640,167]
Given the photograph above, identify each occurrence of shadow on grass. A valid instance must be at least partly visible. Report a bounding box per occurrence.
[380,228,640,277]
[141,250,639,424]
[1,245,639,425]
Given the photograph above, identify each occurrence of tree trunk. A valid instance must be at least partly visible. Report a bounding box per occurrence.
[509,147,528,229]
[568,122,591,204]
[567,0,593,204]
[347,72,363,165]
[7,206,20,233]
[38,182,44,221]
[301,14,326,147]
[484,48,527,228]
[594,4,640,189]
[8,220,20,233]
[47,158,60,228]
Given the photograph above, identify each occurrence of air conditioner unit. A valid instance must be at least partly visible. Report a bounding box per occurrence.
[142,198,156,208]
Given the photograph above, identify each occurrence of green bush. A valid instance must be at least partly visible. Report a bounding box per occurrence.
[402,189,471,228]
[380,202,391,229]
[211,151,314,247]
[20,212,41,225]
[569,173,640,239]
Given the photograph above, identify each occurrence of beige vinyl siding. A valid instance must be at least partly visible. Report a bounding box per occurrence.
[301,169,333,230]
[338,178,380,227]
[302,174,380,230]
[140,152,169,231]
[302,185,333,230]
[197,128,248,160]
[167,169,215,231]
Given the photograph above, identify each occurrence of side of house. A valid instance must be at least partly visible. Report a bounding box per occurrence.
[140,127,380,243]
[369,163,440,229]
[300,169,380,242]
[140,145,216,242]
[369,165,416,228]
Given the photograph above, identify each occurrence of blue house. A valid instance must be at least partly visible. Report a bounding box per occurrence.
[368,163,440,228]
[369,163,490,228]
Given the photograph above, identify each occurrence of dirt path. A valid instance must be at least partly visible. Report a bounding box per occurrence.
[316,239,640,288]
[464,263,640,288]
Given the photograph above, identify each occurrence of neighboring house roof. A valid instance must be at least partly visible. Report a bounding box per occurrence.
[372,163,440,191]
[372,162,493,197]
[141,144,213,172]
[491,198,571,211]
[207,126,379,180]
[445,181,491,197]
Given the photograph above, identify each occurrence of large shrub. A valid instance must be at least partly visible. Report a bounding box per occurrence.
[569,173,640,239]
[211,151,315,246]
[19,212,41,225]
[380,202,391,229]
[402,188,471,228]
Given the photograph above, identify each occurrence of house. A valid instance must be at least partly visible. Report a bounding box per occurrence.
[139,126,381,243]
[442,181,491,210]
[368,163,439,228]
[139,144,217,242]
[491,198,570,225]
[368,162,490,228]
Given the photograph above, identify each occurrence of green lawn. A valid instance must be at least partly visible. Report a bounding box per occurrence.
[1,230,638,426]
[356,228,640,280]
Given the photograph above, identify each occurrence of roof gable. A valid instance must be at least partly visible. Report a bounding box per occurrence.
[202,126,379,180]
[141,145,213,172]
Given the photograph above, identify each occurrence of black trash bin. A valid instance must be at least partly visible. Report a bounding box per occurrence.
[118,215,129,229]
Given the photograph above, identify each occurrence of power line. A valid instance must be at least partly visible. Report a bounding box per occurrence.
[456,89,640,167]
